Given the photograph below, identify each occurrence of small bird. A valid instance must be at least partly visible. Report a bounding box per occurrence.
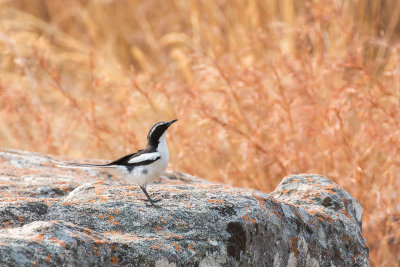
[58,119,178,207]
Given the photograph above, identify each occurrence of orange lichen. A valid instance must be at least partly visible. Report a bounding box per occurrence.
[104,231,118,234]
[35,234,44,241]
[151,244,161,249]
[173,234,183,240]
[173,243,181,251]
[49,236,66,247]
[83,228,92,235]
[94,239,106,245]
[45,255,51,262]
[340,208,354,222]
[242,213,251,223]
[208,199,224,204]
[93,246,99,255]
[343,235,353,243]
[111,256,118,264]
[324,215,334,222]
[290,237,298,257]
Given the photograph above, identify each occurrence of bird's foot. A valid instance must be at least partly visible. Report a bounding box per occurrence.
[144,198,162,208]
[140,186,162,207]
[144,198,162,203]
[145,200,162,208]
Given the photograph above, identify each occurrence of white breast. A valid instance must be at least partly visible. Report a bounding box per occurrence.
[110,133,169,186]
[156,134,170,171]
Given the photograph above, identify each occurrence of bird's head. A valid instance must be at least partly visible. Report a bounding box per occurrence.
[147,119,178,147]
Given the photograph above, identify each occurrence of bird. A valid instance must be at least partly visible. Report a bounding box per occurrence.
[57,119,178,207]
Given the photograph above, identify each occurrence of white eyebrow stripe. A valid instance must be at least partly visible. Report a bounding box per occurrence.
[148,123,163,138]
[128,152,160,164]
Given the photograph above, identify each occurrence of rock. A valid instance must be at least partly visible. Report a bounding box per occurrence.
[0,149,368,266]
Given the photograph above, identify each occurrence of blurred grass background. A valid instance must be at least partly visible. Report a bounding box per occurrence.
[0,0,399,265]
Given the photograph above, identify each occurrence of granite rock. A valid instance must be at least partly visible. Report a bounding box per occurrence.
[0,149,368,266]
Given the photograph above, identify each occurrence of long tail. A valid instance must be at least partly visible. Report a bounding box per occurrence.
[56,162,116,169]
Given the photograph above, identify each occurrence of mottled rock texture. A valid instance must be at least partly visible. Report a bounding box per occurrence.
[0,149,368,266]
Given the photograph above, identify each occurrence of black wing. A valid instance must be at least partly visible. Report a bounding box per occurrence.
[107,150,143,166]
[107,147,160,167]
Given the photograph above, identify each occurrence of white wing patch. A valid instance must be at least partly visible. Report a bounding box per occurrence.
[128,152,160,164]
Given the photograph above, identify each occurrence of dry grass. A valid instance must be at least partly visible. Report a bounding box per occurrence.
[0,0,399,265]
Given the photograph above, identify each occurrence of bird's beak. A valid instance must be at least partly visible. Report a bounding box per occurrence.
[168,119,178,126]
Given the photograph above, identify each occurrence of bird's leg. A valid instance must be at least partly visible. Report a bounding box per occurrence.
[140,186,162,207]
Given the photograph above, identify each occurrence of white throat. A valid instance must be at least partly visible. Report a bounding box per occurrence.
[157,133,169,160]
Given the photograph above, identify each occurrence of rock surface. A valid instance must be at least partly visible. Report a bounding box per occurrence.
[0,149,368,266]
